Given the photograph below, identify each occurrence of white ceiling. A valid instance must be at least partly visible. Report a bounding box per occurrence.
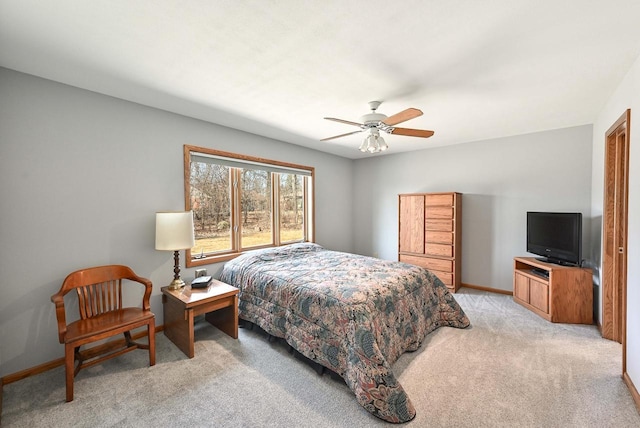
[2,1,640,159]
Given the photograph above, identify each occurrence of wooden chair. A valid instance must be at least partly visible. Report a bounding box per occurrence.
[51,265,156,402]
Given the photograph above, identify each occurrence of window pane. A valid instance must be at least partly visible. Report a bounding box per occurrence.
[240,168,272,248]
[279,173,304,243]
[190,161,232,255]
[185,145,314,266]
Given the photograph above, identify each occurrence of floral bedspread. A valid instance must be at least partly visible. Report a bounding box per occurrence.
[219,243,470,423]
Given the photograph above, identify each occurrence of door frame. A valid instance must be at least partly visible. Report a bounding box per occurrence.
[601,109,630,373]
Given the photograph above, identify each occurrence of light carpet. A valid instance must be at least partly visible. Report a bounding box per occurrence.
[2,288,639,427]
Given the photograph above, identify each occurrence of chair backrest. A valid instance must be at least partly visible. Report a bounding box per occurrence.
[52,265,152,342]
[76,276,124,319]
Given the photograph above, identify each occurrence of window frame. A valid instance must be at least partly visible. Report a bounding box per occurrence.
[184,144,315,267]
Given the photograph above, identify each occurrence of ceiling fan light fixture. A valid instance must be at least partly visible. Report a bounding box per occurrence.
[361,129,387,154]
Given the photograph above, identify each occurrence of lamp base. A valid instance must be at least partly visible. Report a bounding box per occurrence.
[167,278,186,290]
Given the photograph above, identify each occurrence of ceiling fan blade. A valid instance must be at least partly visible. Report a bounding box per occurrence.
[388,127,434,138]
[321,130,363,141]
[324,117,363,127]
[382,108,423,126]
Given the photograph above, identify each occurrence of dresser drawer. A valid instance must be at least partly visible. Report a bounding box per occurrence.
[425,219,453,231]
[400,255,453,272]
[425,194,454,206]
[426,207,453,219]
[432,271,453,286]
[425,244,453,257]
[426,231,453,244]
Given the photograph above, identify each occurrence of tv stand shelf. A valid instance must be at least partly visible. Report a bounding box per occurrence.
[513,257,593,324]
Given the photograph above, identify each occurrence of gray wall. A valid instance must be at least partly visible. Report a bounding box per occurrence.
[0,68,354,376]
[353,125,593,292]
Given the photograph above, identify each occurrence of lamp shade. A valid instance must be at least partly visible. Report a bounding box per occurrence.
[155,211,195,251]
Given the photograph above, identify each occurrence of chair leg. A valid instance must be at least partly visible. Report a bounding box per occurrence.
[148,322,156,366]
[124,331,133,346]
[73,346,83,376]
[64,343,75,402]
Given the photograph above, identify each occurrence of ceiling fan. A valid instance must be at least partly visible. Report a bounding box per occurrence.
[322,101,434,153]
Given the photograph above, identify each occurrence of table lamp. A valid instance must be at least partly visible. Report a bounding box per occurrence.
[156,211,195,289]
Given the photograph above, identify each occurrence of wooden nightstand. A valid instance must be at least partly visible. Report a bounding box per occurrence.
[161,279,239,358]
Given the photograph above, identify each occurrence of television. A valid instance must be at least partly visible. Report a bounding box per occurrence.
[526,212,582,266]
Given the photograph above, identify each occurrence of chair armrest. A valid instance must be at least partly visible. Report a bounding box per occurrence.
[50,292,67,343]
[126,273,153,312]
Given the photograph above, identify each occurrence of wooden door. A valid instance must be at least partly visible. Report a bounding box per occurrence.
[513,273,530,303]
[529,278,549,314]
[399,195,425,254]
[601,110,629,358]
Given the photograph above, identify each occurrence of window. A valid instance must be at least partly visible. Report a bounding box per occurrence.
[184,145,314,266]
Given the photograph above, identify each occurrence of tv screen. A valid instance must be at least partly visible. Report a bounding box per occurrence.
[527,212,582,266]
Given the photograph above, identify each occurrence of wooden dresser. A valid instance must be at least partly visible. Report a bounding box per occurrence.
[398,192,462,293]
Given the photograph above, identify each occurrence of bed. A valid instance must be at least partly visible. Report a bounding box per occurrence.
[219,243,470,423]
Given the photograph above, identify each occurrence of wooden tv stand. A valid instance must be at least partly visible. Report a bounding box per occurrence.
[513,257,593,324]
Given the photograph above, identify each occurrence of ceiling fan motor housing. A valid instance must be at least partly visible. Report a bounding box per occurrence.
[360,112,387,127]
[361,101,386,127]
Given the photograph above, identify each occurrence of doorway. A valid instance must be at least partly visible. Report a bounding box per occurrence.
[601,109,630,370]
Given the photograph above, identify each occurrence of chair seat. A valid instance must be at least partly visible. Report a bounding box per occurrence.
[64,308,154,344]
